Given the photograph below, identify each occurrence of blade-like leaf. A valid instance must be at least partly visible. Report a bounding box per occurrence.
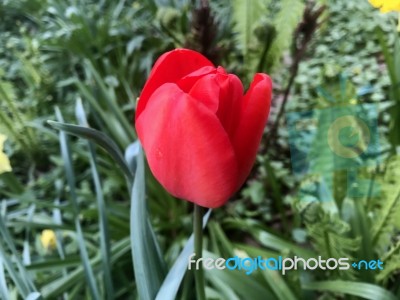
[125,140,141,174]
[41,238,130,298]
[74,79,130,148]
[303,280,397,300]
[155,209,212,300]
[224,219,315,258]
[0,209,38,297]
[47,120,133,183]
[75,98,114,299]
[83,59,135,141]
[130,145,166,300]
[55,107,100,300]
[262,269,297,300]
[205,251,275,300]
[0,254,10,300]
[26,257,81,271]
[26,292,41,300]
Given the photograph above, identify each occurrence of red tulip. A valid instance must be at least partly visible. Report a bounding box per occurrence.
[135,49,272,208]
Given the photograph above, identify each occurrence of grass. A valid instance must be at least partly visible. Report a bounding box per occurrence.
[1,0,400,299]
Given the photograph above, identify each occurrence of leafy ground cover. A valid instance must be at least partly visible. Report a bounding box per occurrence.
[1,0,400,299]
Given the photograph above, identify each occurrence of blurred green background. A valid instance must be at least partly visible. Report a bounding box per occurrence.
[1,0,400,299]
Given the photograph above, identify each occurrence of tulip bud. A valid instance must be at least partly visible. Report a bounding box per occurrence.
[135,49,272,208]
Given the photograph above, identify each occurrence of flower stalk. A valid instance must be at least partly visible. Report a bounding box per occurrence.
[193,204,206,300]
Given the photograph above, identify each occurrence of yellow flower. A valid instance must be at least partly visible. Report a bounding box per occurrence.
[0,134,12,174]
[40,230,57,250]
[369,0,400,30]
[369,0,400,12]
[349,98,358,105]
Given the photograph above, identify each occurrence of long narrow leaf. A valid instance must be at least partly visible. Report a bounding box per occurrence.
[26,292,41,300]
[55,107,100,299]
[130,145,166,300]
[262,270,298,300]
[23,205,35,265]
[224,219,315,258]
[75,98,114,299]
[84,60,135,141]
[0,254,10,300]
[0,227,31,298]
[155,209,212,300]
[41,238,130,298]
[303,280,397,300]
[75,79,130,148]
[47,120,133,183]
[0,213,38,296]
[52,180,69,300]
[205,251,275,300]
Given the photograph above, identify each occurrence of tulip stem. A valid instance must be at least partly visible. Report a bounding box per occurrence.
[193,204,206,300]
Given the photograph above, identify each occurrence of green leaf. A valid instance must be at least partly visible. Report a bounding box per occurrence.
[375,27,397,97]
[26,292,41,300]
[210,225,297,300]
[341,198,374,283]
[75,98,114,299]
[0,254,10,300]
[83,60,135,142]
[130,145,166,300]
[26,257,81,271]
[225,219,315,258]
[303,280,397,300]
[41,238,130,298]
[372,156,400,247]
[266,0,304,70]
[155,210,212,300]
[47,120,133,183]
[207,276,240,300]
[377,240,400,282]
[0,172,24,194]
[205,251,275,300]
[55,107,100,300]
[74,75,131,149]
[0,211,38,298]
[0,245,30,298]
[376,28,400,147]
[125,140,141,174]
[262,270,298,300]
[232,0,268,56]
[298,202,359,280]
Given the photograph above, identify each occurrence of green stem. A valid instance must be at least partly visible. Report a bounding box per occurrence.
[194,204,206,300]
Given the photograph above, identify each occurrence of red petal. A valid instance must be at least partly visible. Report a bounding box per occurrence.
[187,70,244,141]
[215,73,244,139]
[177,66,216,92]
[136,49,214,120]
[188,73,220,113]
[232,73,272,185]
[136,83,239,208]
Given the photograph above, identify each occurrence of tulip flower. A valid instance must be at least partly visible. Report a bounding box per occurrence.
[135,48,272,208]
